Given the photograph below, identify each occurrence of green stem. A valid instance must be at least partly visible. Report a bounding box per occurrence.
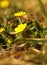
[18,17,22,24]
[15,38,47,43]
[37,0,47,23]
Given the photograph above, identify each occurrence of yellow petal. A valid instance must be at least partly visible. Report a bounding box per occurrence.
[14,23,27,33]
[0,28,5,33]
[0,0,9,8]
[14,11,26,17]
[7,39,12,44]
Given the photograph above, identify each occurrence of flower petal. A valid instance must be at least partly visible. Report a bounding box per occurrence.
[0,28,5,33]
[14,11,26,17]
[14,23,27,33]
[0,0,9,8]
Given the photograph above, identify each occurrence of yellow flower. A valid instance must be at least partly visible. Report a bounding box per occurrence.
[7,39,12,43]
[0,0,9,8]
[0,27,5,33]
[14,23,27,33]
[14,11,26,17]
